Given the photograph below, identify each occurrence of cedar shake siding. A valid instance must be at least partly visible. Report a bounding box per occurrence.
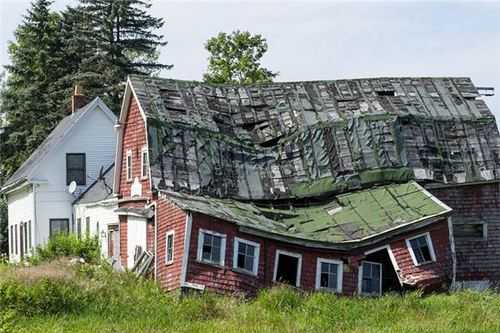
[180,213,452,296]
[430,183,500,283]
[156,197,187,291]
[118,96,151,199]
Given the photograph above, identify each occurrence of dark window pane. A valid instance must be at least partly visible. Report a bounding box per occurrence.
[66,153,86,185]
[50,219,69,238]
[238,253,245,268]
[453,223,485,239]
[244,256,253,271]
[320,272,329,287]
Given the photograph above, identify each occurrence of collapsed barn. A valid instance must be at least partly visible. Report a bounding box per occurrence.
[114,76,499,295]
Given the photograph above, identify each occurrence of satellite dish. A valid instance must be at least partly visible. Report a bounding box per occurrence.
[68,181,77,194]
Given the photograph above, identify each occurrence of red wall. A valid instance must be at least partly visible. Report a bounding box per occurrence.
[155,197,187,291]
[179,213,451,296]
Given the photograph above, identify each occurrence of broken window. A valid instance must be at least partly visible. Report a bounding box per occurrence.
[165,230,174,264]
[197,229,226,266]
[406,233,436,265]
[274,250,302,287]
[316,258,343,293]
[360,261,382,296]
[453,222,486,240]
[233,238,260,275]
[66,153,86,185]
[49,219,69,238]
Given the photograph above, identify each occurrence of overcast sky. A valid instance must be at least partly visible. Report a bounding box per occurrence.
[1,0,499,117]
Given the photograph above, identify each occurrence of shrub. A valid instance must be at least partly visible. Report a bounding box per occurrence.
[32,234,100,264]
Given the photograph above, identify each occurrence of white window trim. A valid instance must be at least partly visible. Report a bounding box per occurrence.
[197,229,226,266]
[273,249,303,287]
[233,237,260,276]
[165,230,175,265]
[126,150,133,181]
[405,232,436,266]
[140,146,149,179]
[358,260,382,297]
[315,258,343,293]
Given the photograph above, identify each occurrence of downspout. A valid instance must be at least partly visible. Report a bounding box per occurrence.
[180,212,192,286]
[447,216,457,290]
[153,201,158,281]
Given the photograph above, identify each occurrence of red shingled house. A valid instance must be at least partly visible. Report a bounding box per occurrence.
[113,76,500,295]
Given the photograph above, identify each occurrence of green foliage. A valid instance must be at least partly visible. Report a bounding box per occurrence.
[0,0,170,181]
[0,198,7,255]
[203,30,278,85]
[32,234,100,264]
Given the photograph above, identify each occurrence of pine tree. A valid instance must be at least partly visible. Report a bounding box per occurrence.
[70,0,171,110]
[0,0,67,178]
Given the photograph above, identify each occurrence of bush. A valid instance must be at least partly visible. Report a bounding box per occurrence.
[32,234,100,264]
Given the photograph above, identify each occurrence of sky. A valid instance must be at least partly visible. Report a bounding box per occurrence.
[0,0,499,117]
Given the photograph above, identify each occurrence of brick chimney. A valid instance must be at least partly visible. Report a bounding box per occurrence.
[71,85,88,114]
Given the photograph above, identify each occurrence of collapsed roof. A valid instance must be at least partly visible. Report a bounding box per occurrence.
[162,181,450,247]
[129,76,500,201]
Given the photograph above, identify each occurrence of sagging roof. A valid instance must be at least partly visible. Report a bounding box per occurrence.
[2,97,116,193]
[129,76,500,201]
[73,164,115,205]
[162,181,451,247]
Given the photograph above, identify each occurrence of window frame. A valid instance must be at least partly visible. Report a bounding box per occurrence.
[453,222,487,240]
[49,219,70,238]
[405,232,436,266]
[165,230,175,265]
[66,153,86,186]
[358,260,383,296]
[315,258,343,293]
[273,249,303,287]
[232,237,260,276]
[126,150,133,182]
[140,146,149,179]
[196,229,227,267]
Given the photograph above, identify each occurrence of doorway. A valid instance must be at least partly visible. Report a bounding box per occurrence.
[359,247,401,296]
[274,250,302,287]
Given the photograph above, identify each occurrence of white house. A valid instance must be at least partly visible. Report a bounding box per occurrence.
[0,96,117,262]
[72,164,120,265]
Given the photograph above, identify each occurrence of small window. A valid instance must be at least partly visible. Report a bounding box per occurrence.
[14,224,18,255]
[316,258,343,293]
[85,217,90,238]
[28,220,32,249]
[453,223,486,240]
[50,219,69,238]
[233,237,260,275]
[406,233,436,266]
[66,153,86,185]
[197,229,226,266]
[360,261,382,296]
[77,218,82,239]
[165,231,174,265]
[126,150,133,181]
[141,147,149,178]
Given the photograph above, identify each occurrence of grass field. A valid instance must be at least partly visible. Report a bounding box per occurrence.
[1,259,500,333]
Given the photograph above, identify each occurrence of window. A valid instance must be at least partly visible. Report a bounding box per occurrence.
[77,218,82,239]
[165,231,174,265]
[28,220,32,249]
[359,261,382,296]
[14,224,18,255]
[141,147,149,178]
[50,219,69,238]
[96,221,100,238]
[273,250,302,287]
[23,222,28,253]
[233,238,260,275]
[66,153,86,185]
[197,229,226,266]
[9,225,13,255]
[86,217,90,238]
[453,222,487,240]
[406,233,436,266]
[316,258,343,293]
[126,150,133,181]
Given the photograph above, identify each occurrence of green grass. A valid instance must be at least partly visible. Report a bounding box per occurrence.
[1,259,500,332]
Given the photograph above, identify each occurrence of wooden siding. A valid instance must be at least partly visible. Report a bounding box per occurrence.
[430,183,500,282]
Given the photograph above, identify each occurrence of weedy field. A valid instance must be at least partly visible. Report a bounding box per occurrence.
[1,237,500,333]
